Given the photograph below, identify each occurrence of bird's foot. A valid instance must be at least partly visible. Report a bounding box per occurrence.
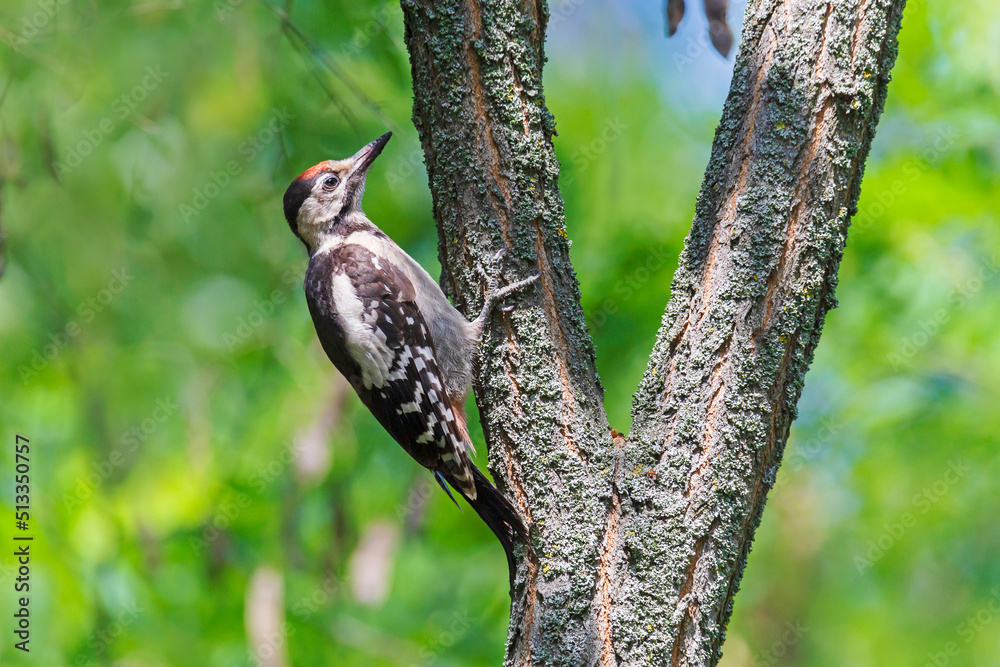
[474,250,540,329]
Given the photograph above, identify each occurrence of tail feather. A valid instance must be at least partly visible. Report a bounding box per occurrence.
[449,466,529,585]
[434,470,462,511]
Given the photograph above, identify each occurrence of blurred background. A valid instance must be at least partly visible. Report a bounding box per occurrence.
[1,0,998,665]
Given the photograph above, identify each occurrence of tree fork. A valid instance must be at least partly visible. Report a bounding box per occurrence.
[400,0,906,665]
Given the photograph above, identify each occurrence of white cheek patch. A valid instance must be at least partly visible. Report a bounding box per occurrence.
[330,272,394,388]
[297,196,343,247]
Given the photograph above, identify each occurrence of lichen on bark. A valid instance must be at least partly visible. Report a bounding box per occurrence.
[402,0,617,663]
[399,0,907,665]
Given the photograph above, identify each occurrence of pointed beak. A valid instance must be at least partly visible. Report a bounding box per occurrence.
[348,132,392,179]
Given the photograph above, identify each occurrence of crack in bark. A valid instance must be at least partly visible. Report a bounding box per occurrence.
[465,40,516,248]
[669,317,691,356]
[511,558,539,667]
[668,522,716,667]
[465,0,483,40]
[811,2,834,82]
[530,0,544,43]
[760,7,835,336]
[691,21,776,334]
[500,319,527,419]
[532,222,588,468]
[595,490,621,667]
[497,418,534,523]
[509,52,533,136]
[850,0,872,64]
[462,0,519,252]
[682,332,732,497]
[779,0,792,33]
[718,331,797,610]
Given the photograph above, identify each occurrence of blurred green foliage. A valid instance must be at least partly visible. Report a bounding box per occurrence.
[0,0,997,665]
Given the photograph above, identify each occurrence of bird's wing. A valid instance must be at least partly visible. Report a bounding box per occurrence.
[309,243,477,498]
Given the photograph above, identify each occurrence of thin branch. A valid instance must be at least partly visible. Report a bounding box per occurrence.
[260,0,402,134]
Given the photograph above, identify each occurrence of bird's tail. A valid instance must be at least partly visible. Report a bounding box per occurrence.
[452,466,529,585]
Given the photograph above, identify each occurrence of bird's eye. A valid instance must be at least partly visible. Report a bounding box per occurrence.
[322,175,340,190]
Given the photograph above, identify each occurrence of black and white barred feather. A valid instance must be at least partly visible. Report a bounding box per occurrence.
[306,242,477,494]
[304,243,527,560]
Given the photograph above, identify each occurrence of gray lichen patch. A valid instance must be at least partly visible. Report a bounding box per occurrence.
[402,0,906,665]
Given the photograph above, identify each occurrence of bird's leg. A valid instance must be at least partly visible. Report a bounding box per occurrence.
[473,249,541,332]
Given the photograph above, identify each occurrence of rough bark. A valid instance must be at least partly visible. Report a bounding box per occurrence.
[400,0,906,665]
[400,1,617,661]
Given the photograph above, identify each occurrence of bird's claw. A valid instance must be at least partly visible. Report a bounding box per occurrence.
[477,248,507,293]
[475,266,541,326]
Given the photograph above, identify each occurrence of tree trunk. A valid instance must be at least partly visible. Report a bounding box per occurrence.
[399,0,906,665]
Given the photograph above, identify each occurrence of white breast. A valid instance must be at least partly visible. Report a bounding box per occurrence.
[329,272,393,389]
[315,228,478,400]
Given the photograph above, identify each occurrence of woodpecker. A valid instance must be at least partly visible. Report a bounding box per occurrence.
[282,132,537,575]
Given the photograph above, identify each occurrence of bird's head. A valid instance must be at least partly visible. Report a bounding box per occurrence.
[283,132,391,252]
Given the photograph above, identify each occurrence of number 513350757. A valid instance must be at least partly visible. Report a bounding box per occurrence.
[15,435,30,521]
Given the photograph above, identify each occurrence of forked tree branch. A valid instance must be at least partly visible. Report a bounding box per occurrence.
[400,0,906,664]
